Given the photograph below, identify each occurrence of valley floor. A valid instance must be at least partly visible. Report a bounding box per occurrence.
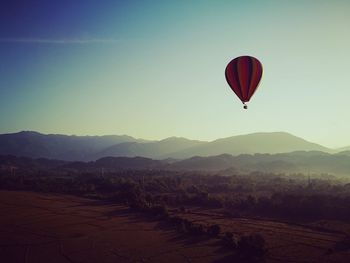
[0,191,350,263]
[0,191,230,263]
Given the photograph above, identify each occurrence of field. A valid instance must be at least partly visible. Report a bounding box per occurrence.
[1,191,350,263]
[172,207,350,262]
[0,191,231,263]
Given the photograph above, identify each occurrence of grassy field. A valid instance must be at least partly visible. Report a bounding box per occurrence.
[170,207,350,262]
[0,191,233,263]
[1,191,350,262]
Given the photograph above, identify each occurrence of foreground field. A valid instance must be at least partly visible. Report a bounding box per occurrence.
[171,207,350,262]
[0,191,230,263]
[0,191,350,263]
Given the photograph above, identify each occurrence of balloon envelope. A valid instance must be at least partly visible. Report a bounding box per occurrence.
[225,56,263,103]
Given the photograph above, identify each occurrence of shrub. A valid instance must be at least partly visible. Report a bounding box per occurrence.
[334,237,350,251]
[183,219,193,229]
[222,231,237,249]
[207,224,221,237]
[150,205,169,218]
[188,223,205,236]
[237,234,266,259]
[168,215,183,226]
[178,219,188,233]
[128,199,148,211]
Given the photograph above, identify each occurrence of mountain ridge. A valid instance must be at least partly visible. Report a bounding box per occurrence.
[1,151,350,176]
[0,130,341,161]
[164,132,332,158]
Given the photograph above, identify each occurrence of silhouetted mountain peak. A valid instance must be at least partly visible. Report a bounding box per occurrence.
[160,136,205,143]
[0,130,345,161]
[17,131,42,136]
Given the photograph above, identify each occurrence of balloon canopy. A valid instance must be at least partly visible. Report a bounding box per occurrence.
[225,56,263,109]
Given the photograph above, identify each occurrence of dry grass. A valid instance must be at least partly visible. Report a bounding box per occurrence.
[1,191,350,262]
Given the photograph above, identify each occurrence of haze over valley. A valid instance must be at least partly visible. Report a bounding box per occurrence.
[1,131,350,176]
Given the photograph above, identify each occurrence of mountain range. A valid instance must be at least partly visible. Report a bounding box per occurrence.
[0,131,347,161]
[2,151,350,176]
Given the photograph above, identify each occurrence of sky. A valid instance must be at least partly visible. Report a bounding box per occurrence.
[0,0,349,148]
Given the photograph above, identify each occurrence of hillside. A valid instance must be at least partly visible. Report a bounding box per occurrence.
[168,132,332,158]
[64,156,166,170]
[169,151,350,175]
[0,131,339,161]
[0,131,143,161]
[2,151,350,176]
[93,137,206,159]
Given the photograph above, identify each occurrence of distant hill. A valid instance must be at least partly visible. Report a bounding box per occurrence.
[168,151,350,176]
[0,131,142,161]
[2,151,350,176]
[336,150,350,157]
[337,146,350,152]
[167,132,332,158]
[64,156,166,170]
[93,137,206,159]
[0,155,66,170]
[0,131,341,161]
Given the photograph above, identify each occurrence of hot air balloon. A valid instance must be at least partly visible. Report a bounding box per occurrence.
[225,56,263,109]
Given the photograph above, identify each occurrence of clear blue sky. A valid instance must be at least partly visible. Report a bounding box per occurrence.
[0,0,349,148]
